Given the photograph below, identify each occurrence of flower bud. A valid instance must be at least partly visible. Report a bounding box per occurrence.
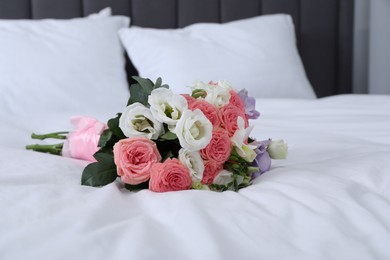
[267,140,288,159]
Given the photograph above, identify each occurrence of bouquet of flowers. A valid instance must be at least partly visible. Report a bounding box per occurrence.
[26,77,287,192]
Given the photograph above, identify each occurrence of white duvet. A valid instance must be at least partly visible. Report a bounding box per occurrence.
[0,94,389,260]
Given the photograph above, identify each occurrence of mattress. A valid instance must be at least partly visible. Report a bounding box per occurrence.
[0,94,389,260]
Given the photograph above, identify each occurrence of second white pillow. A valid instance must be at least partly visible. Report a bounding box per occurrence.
[119,14,316,99]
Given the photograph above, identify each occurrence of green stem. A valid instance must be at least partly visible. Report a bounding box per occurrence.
[31,131,68,140]
[25,143,64,155]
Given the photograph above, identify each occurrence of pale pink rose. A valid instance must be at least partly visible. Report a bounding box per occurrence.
[113,137,162,185]
[200,128,231,163]
[62,116,106,162]
[229,90,246,114]
[201,160,223,185]
[149,158,192,192]
[219,103,248,136]
[188,99,221,126]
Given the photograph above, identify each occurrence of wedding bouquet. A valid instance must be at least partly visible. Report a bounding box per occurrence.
[26,77,287,192]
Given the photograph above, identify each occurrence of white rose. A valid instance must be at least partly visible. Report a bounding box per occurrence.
[119,103,163,140]
[148,88,188,131]
[175,109,212,152]
[213,170,234,185]
[231,117,257,162]
[267,140,288,159]
[178,148,204,182]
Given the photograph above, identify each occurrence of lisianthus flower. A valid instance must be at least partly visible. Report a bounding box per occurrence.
[204,84,231,108]
[231,117,257,162]
[178,148,204,183]
[148,88,188,131]
[149,158,192,192]
[113,137,161,185]
[216,80,234,90]
[252,139,272,178]
[238,89,260,120]
[62,116,106,162]
[119,103,163,140]
[213,170,234,186]
[175,109,213,152]
[190,81,231,108]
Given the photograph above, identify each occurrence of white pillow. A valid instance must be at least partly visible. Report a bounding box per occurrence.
[119,14,316,99]
[0,12,130,115]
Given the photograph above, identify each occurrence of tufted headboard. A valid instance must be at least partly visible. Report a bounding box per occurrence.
[0,0,354,97]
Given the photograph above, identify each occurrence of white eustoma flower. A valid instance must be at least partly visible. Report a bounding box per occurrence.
[189,80,231,108]
[267,139,288,159]
[148,88,188,131]
[204,83,231,108]
[231,117,257,162]
[119,103,163,140]
[213,170,234,185]
[175,109,212,152]
[178,148,204,182]
[217,80,234,90]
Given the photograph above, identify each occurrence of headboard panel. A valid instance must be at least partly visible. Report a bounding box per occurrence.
[0,0,354,97]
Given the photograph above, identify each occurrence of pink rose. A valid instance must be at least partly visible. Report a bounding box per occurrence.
[113,137,162,185]
[62,116,106,162]
[188,99,221,127]
[201,160,223,185]
[149,158,192,192]
[181,94,196,107]
[200,128,231,163]
[219,103,248,136]
[229,90,246,114]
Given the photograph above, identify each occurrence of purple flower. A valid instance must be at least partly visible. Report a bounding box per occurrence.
[238,89,260,120]
[251,139,272,178]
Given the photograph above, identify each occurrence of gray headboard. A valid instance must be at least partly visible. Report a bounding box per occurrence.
[0,0,354,97]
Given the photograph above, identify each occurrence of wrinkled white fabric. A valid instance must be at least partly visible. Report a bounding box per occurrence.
[0,94,389,260]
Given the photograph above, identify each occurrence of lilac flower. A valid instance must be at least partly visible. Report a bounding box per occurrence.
[251,139,272,178]
[238,89,260,120]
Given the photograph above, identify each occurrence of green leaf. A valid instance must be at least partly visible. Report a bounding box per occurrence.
[155,77,162,89]
[93,152,115,165]
[81,162,117,187]
[133,76,155,92]
[107,114,126,139]
[128,84,149,107]
[127,77,170,106]
[124,181,149,191]
[98,129,113,148]
[159,131,177,141]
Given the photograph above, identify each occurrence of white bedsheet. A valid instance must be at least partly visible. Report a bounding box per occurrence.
[1,94,389,260]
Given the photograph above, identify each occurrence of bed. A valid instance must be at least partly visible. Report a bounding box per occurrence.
[1,1,390,260]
